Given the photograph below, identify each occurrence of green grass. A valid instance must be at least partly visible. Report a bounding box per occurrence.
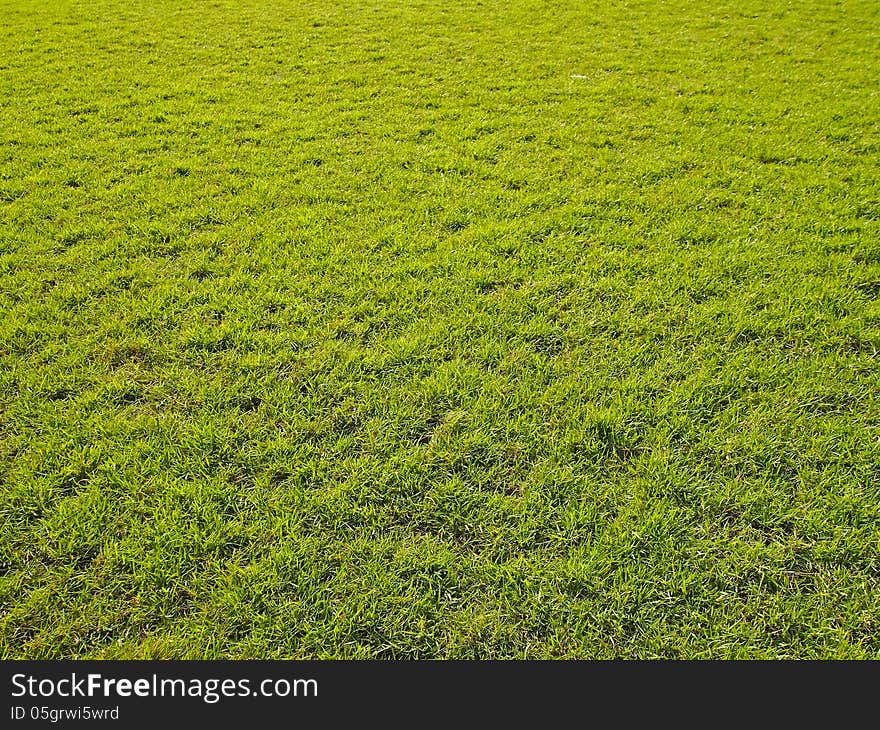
[1,0,879,659]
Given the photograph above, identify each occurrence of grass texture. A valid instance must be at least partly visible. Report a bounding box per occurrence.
[1,0,879,658]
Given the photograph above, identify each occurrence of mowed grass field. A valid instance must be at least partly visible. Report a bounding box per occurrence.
[1,0,879,659]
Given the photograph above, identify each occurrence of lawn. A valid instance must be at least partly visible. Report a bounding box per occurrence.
[1,0,878,658]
